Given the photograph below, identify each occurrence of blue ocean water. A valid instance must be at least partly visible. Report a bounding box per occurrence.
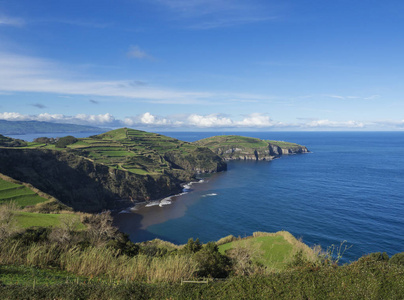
[115,131,404,262]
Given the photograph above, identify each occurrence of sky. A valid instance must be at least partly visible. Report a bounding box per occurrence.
[0,0,404,131]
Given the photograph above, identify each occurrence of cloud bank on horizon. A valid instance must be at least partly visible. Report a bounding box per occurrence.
[0,0,403,131]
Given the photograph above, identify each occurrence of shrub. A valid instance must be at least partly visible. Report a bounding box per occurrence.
[33,137,56,144]
[389,252,404,266]
[55,136,78,148]
[11,227,51,246]
[357,252,389,264]
[194,242,231,278]
[181,238,202,254]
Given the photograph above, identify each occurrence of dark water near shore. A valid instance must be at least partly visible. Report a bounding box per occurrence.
[115,131,404,262]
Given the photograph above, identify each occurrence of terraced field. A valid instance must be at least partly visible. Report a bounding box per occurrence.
[23,128,223,177]
[0,178,48,207]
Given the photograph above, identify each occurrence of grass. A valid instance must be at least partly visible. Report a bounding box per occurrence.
[267,140,301,148]
[218,231,317,271]
[0,265,88,286]
[14,212,85,229]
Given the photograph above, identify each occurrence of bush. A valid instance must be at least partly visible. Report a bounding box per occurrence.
[357,252,389,264]
[106,233,140,257]
[389,252,404,266]
[55,136,78,148]
[181,238,202,254]
[33,137,56,144]
[194,242,231,278]
[11,227,51,245]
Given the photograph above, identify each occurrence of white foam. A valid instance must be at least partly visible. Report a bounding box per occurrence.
[159,198,172,207]
[202,193,218,197]
[145,201,160,207]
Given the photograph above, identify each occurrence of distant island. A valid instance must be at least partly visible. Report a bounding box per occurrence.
[0,128,308,212]
[0,120,106,135]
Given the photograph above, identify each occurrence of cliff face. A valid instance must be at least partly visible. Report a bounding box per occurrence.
[163,147,227,173]
[194,135,309,161]
[0,148,184,212]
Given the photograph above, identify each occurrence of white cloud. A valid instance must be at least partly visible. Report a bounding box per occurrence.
[155,0,278,29]
[0,112,27,121]
[127,46,154,60]
[304,119,364,128]
[322,94,380,101]
[186,113,281,128]
[0,112,117,126]
[2,111,404,130]
[187,114,233,127]
[236,113,277,127]
[124,112,177,127]
[0,52,212,104]
[0,15,24,26]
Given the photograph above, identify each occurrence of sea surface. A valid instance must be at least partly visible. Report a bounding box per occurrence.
[114,131,404,263]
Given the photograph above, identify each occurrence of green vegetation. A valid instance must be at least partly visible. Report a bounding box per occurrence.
[218,231,316,271]
[54,135,78,148]
[17,128,226,177]
[0,177,48,208]
[0,199,403,298]
[14,212,84,229]
[0,134,27,147]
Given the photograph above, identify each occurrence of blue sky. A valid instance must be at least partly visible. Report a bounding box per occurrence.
[0,0,403,131]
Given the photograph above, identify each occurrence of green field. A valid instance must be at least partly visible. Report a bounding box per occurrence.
[218,232,316,270]
[14,212,84,229]
[0,178,48,207]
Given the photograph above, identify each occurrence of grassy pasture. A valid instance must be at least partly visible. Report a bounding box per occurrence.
[218,231,316,270]
[14,212,84,229]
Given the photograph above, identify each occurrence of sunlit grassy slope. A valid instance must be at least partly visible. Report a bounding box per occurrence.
[218,231,317,270]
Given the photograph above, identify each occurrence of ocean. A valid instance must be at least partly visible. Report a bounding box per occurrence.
[114,131,404,263]
[9,131,404,262]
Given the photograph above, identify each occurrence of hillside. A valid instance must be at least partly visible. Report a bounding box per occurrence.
[0,120,105,135]
[194,135,309,161]
[0,129,226,211]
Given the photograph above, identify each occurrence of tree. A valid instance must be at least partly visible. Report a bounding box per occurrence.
[194,242,231,278]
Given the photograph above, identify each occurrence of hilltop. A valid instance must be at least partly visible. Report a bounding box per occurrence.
[194,135,309,161]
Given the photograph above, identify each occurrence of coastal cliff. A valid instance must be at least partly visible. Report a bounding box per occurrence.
[0,130,308,212]
[0,129,226,212]
[193,135,309,161]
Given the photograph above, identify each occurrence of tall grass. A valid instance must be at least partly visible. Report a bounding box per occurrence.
[0,240,198,283]
[60,247,198,282]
